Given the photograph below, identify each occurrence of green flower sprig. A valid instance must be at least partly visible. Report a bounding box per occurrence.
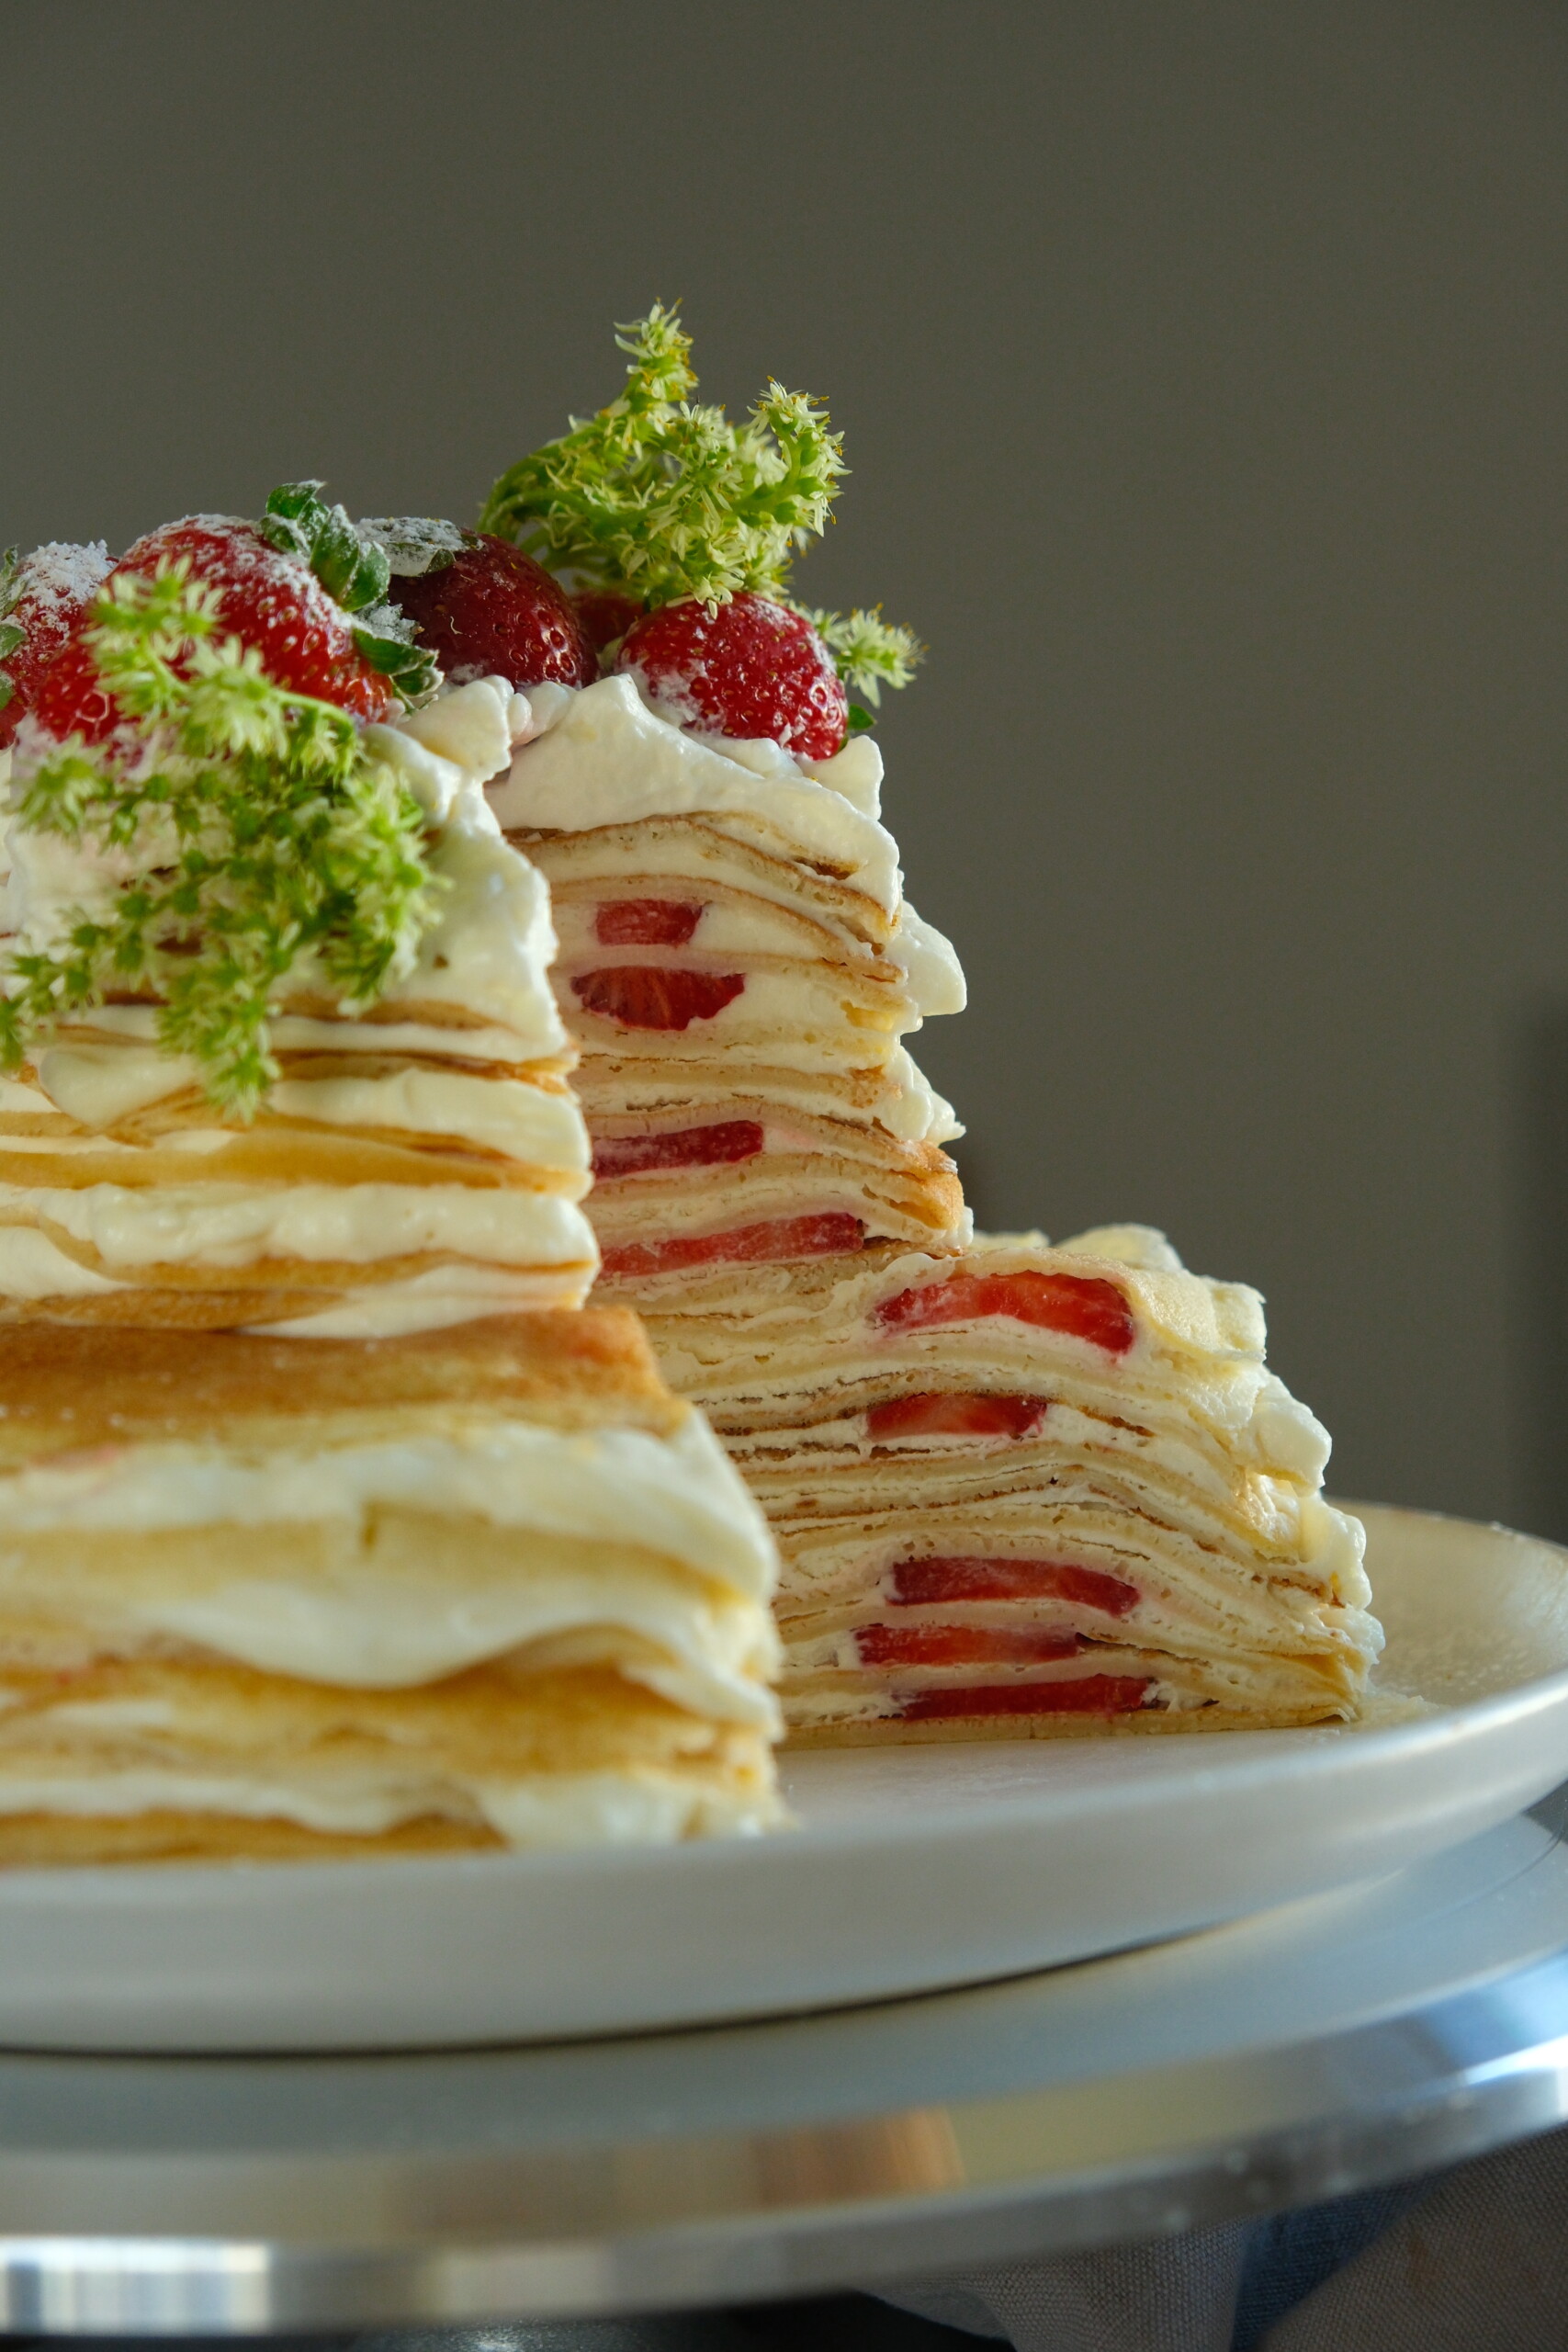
[805,607,923,709]
[478,305,923,707]
[0,566,445,1118]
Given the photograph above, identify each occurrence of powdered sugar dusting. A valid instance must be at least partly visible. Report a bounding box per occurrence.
[357,517,467,577]
[11,542,111,622]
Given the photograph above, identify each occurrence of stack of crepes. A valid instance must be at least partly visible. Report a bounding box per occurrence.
[0,679,597,1338]
[490,675,969,1285]
[0,610,784,1856]
[0,1314,781,1857]
[490,685,1379,1741]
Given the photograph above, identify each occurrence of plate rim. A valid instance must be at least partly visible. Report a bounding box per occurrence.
[0,1498,1561,1903]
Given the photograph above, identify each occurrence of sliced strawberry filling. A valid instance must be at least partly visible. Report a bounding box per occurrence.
[857,1623,1081,1668]
[866,1393,1049,1441]
[571,967,744,1031]
[593,899,705,946]
[899,1676,1152,1722]
[592,1121,765,1179]
[875,1271,1135,1355]
[600,1212,863,1281]
[888,1556,1140,1617]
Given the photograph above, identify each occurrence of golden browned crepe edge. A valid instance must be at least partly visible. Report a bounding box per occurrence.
[0,1307,682,1460]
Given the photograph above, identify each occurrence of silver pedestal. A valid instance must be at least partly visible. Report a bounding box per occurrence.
[3,1790,1567,2334]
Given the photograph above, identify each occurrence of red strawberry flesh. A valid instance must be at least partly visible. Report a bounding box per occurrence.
[865,1393,1050,1441]
[899,1676,1152,1722]
[592,1121,765,1178]
[888,1557,1140,1617]
[26,639,118,747]
[30,519,396,742]
[571,967,745,1031]
[593,899,704,946]
[393,533,594,690]
[615,592,849,760]
[0,544,112,751]
[573,589,644,653]
[856,1624,1082,1668]
[600,1212,863,1282]
[876,1271,1135,1354]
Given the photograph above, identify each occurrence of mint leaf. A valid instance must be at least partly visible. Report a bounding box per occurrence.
[353,611,440,707]
[263,481,324,524]
[260,482,393,616]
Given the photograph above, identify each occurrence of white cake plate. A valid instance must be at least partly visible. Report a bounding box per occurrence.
[0,1499,1564,2053]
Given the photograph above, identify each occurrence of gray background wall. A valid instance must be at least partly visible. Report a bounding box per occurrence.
[4,1,1566,1530]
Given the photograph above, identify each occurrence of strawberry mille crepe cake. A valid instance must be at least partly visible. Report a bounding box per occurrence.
[0,492,783,1857]
[379,306,1381,1743]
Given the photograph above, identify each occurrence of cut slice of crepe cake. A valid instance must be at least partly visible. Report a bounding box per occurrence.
[421,308,1382,1741]
[649,1227,1377,1740]
[0,1315,779,1858]
[0,490,783,1856]
[0,662,597,1338]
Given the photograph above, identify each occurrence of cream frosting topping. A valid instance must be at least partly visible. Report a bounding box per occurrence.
[4,697,568,1061]
[491,678,904,915]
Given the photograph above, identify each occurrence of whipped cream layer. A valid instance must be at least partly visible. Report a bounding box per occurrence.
[0,1177,595,1272]
[494,678,904,914]
[4,1060,589,1177]
[0,1408,781,1717]
[572,1047,962,1150]
[5,803,568,1066]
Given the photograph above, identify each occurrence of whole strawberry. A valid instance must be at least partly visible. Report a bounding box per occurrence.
[479,309,923,740]
[0,542,113,750]
[391,532,595,690]
[571,587,644,657]
[615,593,849,759]
[29,514,400,745]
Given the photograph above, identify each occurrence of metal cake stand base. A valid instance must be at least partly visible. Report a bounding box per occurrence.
[3,1788,1568,2335]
